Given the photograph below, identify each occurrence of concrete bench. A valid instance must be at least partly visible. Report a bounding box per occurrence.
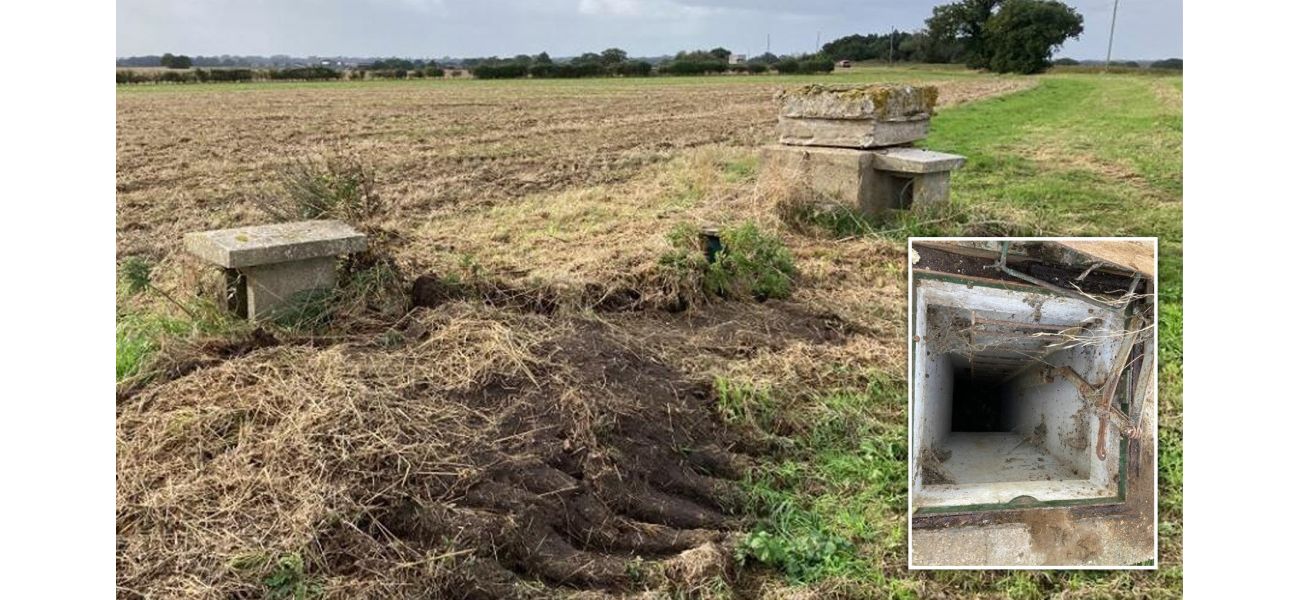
[867,147,966,210]
[761,145,967,216]
[185,220,367,320]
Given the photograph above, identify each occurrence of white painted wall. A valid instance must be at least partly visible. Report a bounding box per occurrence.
[912,279,1125,508]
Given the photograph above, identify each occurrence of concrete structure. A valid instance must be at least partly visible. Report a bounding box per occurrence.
[763,84,964,216]
[908,241,1157,568]
[911,278,1124,508]
[777,84,936,148]
[761,145,965,216]
[185,220,366,320]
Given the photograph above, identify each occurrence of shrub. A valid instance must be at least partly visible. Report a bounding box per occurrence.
[659,222,796,301]
[773,59,800,74]
[1053,57,1080,66]
[268,67,341,81]
[472,63,528,79]
[663,58,728,75]
[423,66,445,78]
[745,63,769,74]
[257,152,382,223]
[157,70,197,83]
[612,60,653,77]
[1150,58,1182,70]
[797,56,835,74]
[195,68,254,82]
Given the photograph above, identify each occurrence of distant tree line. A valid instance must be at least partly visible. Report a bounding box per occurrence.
[1052,57,1183,70]
[468,49,655,79]
[117,67,344,84]
[118,1,1180,83]
[820,0,1086,74]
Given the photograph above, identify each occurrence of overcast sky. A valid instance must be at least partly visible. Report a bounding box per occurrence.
[116,0,1181,60]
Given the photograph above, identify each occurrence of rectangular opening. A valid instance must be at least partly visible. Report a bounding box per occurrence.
[912,277,1127,511]
[883,173,914,209]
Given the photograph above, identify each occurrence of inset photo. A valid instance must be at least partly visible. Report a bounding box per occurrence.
[908,238,1157,568]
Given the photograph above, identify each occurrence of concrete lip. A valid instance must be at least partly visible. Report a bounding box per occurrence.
[184,220,367,269]
[870,147,967,174]
[778,83,938,121]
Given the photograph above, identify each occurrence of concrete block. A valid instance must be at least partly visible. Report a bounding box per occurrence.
[911,171,953,209]
[869,147,966,174]
[184,220,366,269]
[242,256,338,321]
[779,84,937,120]
[776,117,930,149]
[185,220,366,321]
[761,144,877,212]
[763,144,960,216]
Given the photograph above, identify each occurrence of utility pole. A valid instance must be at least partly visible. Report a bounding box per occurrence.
[766,33,771,56]
[816,31,821,53]
[889,28,895,64]
[1104,0,1120,70]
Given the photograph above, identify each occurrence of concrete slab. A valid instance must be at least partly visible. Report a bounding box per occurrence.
[913,515,1154,567]
[869,147,966,174]
[243,256,338,320]
[776,116,929,149]
[761,144,880,213]
[912,171,953,209]
[184,220,366,269]
[779,84,937,120]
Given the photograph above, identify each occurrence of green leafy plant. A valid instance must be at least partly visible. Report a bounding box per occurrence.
[736,528,853,583]
[659,222,796,302]
[232,552,321,599]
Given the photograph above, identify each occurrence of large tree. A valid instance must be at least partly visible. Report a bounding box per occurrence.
[600,47,627,65]
[926,0,1082,73]
[926,0,1003,69]
[984,0,1083,74]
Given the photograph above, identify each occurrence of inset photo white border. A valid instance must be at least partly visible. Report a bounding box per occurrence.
[907,237,1158,569]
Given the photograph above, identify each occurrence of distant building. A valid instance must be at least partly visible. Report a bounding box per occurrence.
[729,54,746,65]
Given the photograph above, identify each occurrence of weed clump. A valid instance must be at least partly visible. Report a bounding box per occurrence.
[256,152,382,225]
[659,222,797,303]
[736,529,854,583]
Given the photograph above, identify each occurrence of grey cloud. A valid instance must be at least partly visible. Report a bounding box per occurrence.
[116,0,1181,60]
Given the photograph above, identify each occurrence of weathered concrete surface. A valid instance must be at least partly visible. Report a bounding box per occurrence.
[185,220,366,321]
[243,256,338,321]
[913,513,1153,567]
[910,171,953,209]
[869,147,966,174]
[779,84,938,120]
[911,352,1158,567]
[776,116,929,149]
[762,144,961,214]
[761,144,879,214]
[184,220,366,269]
